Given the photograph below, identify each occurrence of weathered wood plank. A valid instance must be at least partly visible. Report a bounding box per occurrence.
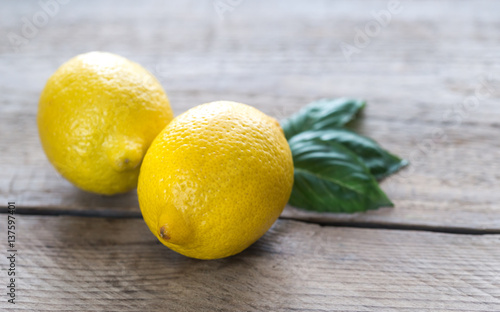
[1,0,499,230]
[3,102,500,231]
[0,215,499,311]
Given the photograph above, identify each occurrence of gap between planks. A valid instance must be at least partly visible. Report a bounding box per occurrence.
[1,207,499,236]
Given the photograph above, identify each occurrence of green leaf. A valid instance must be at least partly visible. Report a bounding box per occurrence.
[288,134,393,213]
[281,98,365,140]
[290,129,408,180]
[282,97,407,213]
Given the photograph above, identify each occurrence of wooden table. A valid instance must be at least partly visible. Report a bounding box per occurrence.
[1,0,499,311]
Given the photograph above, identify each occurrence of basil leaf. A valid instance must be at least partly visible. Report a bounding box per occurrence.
[288,134,393,213]
[282,98,365,140]
[290,129,408,180]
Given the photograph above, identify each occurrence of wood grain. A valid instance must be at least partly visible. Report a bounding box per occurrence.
[1,0,500,231]
[0,215,499,311]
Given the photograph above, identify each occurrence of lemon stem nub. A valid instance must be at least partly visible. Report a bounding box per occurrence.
[156,215,192,246]
[159,225,170,241]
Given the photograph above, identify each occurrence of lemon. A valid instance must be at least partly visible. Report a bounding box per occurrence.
[138,101,294,259]
[38,51,173,195]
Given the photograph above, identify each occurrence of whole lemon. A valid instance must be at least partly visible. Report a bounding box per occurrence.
[138,101,294,259]
[38,52,173,195]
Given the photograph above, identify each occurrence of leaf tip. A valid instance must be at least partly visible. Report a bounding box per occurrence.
[400,159,409,167]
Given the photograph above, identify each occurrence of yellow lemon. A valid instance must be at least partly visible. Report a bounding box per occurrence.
[138,101,294,259]
[38,51,173,195]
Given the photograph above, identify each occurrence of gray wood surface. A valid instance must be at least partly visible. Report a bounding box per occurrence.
[1,215,500,311]
[1,0,499,232]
